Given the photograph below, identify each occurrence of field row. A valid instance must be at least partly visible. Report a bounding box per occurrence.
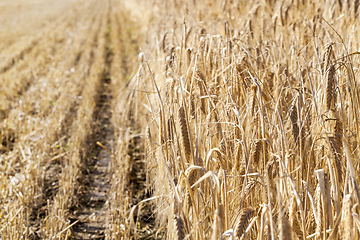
[0,0,142,238]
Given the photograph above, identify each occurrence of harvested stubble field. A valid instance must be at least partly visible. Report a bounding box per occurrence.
[2,0,360,239]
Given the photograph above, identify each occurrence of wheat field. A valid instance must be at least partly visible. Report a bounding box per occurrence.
[1,0,360,239]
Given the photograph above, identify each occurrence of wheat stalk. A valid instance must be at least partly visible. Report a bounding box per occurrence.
[279,206,292,240]
[340,194,353,240]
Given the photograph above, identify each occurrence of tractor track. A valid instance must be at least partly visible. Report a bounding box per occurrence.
[26,5,105,238]
[69,4,113,239]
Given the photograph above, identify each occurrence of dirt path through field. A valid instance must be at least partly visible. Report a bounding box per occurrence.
[68,5,114,240]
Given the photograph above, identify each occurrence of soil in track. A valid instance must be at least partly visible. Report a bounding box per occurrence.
[127,126,159,239]
[69,17,113,240]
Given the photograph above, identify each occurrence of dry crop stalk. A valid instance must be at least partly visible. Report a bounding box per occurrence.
[145,126,153,159]
[329,136,343,183]
[314,185,322,237]
[213,110,223,140]
[212,209,221,240]
[314,172,331,239]
[216,147,226,170]
[289,196,303,239]
[263,224,271,240]
[330,118,344,182]
[210,80,220,105]
[340,194,353,240]
[234,140,243,172]
[279,205,292,240]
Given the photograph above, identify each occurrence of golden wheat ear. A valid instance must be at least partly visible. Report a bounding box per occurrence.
[178,106,191,164]
[195,69,207,114]
[251,139,262,169]
[322,44,333,74]
[326,65,336,111]
[234,207,255,239]
[173,215,186,240]
[289,104,299,143]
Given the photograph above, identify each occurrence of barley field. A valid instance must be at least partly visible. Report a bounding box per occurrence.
[1,0,360,239]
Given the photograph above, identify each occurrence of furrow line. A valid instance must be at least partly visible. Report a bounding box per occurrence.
[69,7,114,237]
[43,2,109,238]
[0,1,104,238]
[27,3,104,238]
